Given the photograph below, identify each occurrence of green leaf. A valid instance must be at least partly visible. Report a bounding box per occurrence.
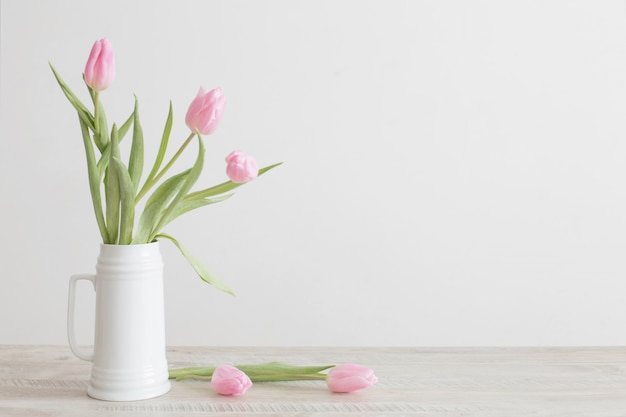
[110,157,136,244]
[128,96,144,193]
[49,63,95,131]
[185,162,283,201]
[153,194,234,234]
[94,110,134,182]
[117,111,134,141]
[146,101,173,185]
[78,116,109,243]
[96,151,109,182]
[105,124,121,244]
[148,135,205,241]
[156,233,235,295]
[135,102,173,204]
[165,194,233,225]
[132,169,190,244]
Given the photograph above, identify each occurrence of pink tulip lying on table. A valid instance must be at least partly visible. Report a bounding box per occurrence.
[326,363,378,393]
[211,365,253,396]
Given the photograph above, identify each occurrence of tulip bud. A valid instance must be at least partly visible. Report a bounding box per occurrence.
[185,87,226,135]
[84,38,115,91]
[225,151,258,183]
[326,363,378,393]
[210,365,253,396]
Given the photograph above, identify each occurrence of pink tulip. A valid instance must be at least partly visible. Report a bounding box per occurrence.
[326,363,378,393]
[185,87,226,135]
[84,38,115,91]
[211,365,253,396]
[225,151,258,183]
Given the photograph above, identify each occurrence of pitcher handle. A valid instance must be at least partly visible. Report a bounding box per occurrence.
[67,274,96,361]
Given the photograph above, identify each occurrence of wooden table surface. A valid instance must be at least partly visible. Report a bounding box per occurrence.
[1,345,625,416]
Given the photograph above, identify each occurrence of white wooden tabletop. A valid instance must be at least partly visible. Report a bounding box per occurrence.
[1,345,625,416]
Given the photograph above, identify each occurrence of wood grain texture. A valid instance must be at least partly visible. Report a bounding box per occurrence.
[1,346,625,416]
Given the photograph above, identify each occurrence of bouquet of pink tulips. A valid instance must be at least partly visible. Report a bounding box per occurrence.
[50,38,281,295]
[51,38,378,396]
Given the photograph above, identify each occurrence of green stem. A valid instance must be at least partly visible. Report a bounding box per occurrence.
[176,373,328,383]
[135,132,195,203]
[168,363,334,382]
[93,92,100,133]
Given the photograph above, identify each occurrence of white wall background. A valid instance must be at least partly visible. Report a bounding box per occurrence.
[1,0,626,346]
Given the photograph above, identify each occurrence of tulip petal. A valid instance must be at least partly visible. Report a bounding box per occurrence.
[185,87,226,135]
[225,151,258,183]
[84,38,115,91]
[326,363,378,393]
[210,365,253,396]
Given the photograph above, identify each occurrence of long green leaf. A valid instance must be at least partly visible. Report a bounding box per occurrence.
[155,233,234,295]
[148,135,205,241]
[96,149,109,181]
[128,96,144,193]
[135,102,173,203]
[95,113,133,182]
[154,194,234,233]
[185,162,283,201]
[78,116,109,243]
[164,194,233,227]
[110,157,135,244]
[147,101,173,184]
[132,169,190,244]
[105,124,121,243]
[117,111,134,141]
[49,63,95,131]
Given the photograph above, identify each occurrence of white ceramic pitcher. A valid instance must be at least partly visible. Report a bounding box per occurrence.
[68,242,171,401]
